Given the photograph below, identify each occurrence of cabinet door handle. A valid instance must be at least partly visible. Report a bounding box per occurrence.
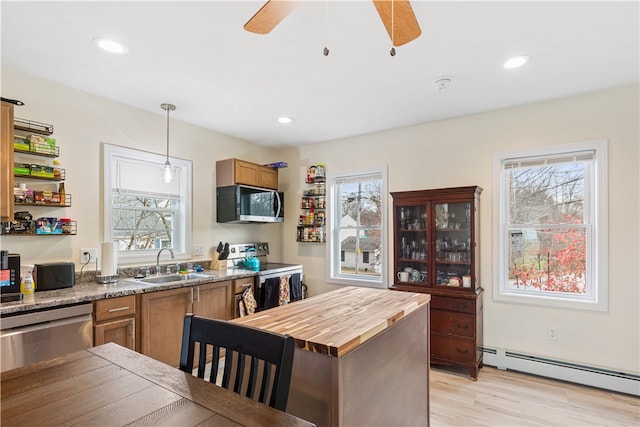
[108,306,130,313]
[456,348,469,354]
[196,286,200,303]
[241,283,251,289]
[455,323,469,330]
[190,288,194,304]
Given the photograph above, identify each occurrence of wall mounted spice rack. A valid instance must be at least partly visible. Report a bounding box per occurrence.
[297,164,326,243]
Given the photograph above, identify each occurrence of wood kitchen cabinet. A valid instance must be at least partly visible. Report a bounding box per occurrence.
[390,186,483,380]
[216,158,278,190]
[139,281,232,367]
[1,101,14,222]
[93,295,136,351]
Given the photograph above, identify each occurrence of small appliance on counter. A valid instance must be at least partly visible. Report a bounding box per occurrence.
[33,262,75,291]
[0,252,22,302]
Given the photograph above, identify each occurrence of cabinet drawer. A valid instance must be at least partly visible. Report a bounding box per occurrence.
[94,295,136,322]
[233,277,254,294]
[430,295,475,314]
[431,310,474,337]
[431,335,475,363]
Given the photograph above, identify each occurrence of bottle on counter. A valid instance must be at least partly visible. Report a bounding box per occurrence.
[20,265,35,295]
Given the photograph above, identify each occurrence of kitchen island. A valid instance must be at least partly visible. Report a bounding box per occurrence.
[233,286,431,427]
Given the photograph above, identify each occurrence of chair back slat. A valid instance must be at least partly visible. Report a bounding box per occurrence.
[179,313,295,411]
[197,343,207,378]
[208,347,220,384]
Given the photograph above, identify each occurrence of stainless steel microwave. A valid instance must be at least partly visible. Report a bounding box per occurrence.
[216,185,284,223]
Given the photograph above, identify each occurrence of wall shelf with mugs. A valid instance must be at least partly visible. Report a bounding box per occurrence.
[2,115,76,236]
[390,186,483,380]
[297,164,326,243]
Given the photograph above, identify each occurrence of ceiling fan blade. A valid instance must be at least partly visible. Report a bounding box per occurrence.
[244,0,301,34]
[372,0,422,46]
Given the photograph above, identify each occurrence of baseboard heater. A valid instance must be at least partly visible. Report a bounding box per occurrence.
[482,347,640,396]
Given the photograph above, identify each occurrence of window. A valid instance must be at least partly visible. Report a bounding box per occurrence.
[329,168,386,287]
[103,144,192,263]
[493,140,608,311]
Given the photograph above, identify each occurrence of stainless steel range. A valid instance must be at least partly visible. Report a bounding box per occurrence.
[226,242,304,311]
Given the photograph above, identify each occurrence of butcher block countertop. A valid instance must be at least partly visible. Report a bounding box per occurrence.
[233,286,430,357]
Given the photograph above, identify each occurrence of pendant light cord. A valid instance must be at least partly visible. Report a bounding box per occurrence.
[165,106,170,162]
[161,103,176,164]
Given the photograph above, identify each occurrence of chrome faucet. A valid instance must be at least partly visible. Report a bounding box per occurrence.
[156,248,174,275]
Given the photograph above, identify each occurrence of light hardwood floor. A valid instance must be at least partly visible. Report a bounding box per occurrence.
[430,366,640,427]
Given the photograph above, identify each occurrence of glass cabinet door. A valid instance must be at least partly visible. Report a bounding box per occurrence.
[434,202,472,288]
[395,204,428,285]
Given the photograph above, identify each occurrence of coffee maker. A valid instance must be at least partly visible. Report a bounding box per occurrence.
[1,253,22,302]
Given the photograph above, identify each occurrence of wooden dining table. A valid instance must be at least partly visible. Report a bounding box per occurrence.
[0,342,314,427]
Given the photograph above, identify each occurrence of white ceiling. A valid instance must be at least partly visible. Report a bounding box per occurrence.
[1,1,638,148]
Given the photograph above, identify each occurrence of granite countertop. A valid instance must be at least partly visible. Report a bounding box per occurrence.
[0,267,258,316]
[232,286,431,357]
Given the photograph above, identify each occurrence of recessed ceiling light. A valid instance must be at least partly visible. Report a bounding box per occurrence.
[278,116,294,124]
[503,55,529,69]
[93,37,129,55]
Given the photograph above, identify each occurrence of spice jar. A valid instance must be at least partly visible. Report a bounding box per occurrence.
[60,218,72,234]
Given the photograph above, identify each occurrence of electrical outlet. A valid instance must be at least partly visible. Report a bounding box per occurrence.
[193,244,204,256]
[80,248,97,264]
[547,326,558,341]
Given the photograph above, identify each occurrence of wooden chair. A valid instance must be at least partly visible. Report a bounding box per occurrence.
[179,314,295,411]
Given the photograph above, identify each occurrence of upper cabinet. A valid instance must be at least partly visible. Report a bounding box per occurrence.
[390,186,482,292]
[216,158,278,190]
[1,101,15,222]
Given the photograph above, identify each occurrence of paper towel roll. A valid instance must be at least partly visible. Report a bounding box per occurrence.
[101,241,118,276]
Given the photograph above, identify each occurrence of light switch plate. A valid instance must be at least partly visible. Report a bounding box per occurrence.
[193,244,204,256]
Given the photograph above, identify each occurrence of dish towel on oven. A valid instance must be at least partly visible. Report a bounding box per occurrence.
[262,277,280,310]
[290,273,302,302]
[279,275,290,306]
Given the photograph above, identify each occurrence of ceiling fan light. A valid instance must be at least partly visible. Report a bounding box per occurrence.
[503,55,529,69]
[278,116,293,124]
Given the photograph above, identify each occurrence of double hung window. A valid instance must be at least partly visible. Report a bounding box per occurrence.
[329,169,386,287]
[103,144,192,263]
[493,140,608,311]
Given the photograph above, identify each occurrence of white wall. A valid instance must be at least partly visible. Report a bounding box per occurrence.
[286,85,639,375]
[0,69,287,267]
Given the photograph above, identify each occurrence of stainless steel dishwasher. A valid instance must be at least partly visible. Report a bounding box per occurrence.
[1,303,93,372]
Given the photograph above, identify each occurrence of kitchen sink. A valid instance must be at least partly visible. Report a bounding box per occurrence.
[131,273,215,284]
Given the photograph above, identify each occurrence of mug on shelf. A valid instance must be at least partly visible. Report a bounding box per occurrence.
[448,277,462,287]
[397,272,409,282]
[462,275,472,287]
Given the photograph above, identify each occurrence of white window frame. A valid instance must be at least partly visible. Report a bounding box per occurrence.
[327,166,387,289]
[103,143,193,264]
[493,139,608,311]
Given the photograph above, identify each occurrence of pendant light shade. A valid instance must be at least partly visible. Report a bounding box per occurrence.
[161,103,176,183]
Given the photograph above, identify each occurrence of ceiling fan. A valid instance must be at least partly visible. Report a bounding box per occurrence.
[244,0,422,47]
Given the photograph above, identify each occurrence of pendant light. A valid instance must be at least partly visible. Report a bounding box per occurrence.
[161,103,176,183]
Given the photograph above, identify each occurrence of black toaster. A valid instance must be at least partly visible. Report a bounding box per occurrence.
[33,262,75,291]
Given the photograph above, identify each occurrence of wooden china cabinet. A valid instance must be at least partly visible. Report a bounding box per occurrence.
[390,186,483,380]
